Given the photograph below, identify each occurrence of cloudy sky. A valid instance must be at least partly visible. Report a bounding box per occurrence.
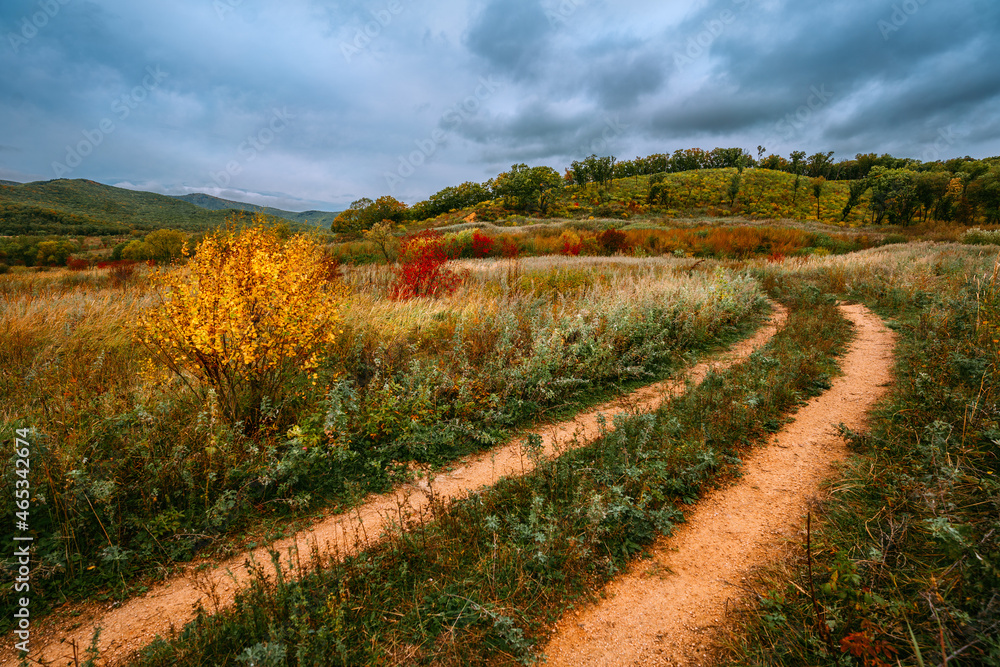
[1,0,999,212]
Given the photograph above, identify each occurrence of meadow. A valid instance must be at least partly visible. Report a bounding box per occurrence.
[120,242,1000,667]
[2,208,1000,665]
[0,239,767,622]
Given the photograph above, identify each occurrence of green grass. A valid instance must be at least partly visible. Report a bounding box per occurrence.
[127,285,851,666]
[721,246,1000,666]
[0,257,766,625]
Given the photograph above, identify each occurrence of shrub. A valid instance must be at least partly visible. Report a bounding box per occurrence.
[472,230,496,258]
[99,259,139,287]
[67,257,90,271]
[391,230,463,299]
[442,229,475,259]
[961,227,1000,245]
[139,221,345,432]
[597,228,631,255]
[498,235,520,259]
[559,230,583,256]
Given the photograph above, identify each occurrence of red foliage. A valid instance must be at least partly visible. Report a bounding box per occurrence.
[471,230,495,258]
[560,234,582,256]
[391,230,462,300]
[597,228,631,255]
[96,259,138,269]
[498,237,520,259]
[840,626,897,667]
[66,257,90,271]
[96,259,139,286]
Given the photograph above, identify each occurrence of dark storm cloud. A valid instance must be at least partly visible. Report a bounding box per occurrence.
[1,1,998,208]
[639,0,1000,157]
[465,0,552,78]
[584,48,666,109]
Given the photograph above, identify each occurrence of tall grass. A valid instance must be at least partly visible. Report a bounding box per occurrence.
[130,285,851,666]
[0,257,766,622]
[723,245,1000,666]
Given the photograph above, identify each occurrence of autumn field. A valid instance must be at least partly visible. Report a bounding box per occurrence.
[2,212,1000,665]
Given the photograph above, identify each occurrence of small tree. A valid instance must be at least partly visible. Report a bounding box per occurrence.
[139,218,344,432]
[144,229,185,262]
[867,166,918,225]
[789,150,806,205]
[811,177,826,219]
[332,196,407,233]
[362,219,400,263]
[492,164,564,213]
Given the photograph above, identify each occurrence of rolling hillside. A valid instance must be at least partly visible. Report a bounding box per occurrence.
[173,192,340,227]
[0,179,321,236]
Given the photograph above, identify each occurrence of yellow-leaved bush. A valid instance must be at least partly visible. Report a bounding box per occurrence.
[139,220,343,432]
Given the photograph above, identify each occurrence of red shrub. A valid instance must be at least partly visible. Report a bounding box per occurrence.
[391,230,462,300]
[560,231,582,256]
[471,230,495,258]
[66,257,90,270]
[96,259,139,286]
[597,228,631,255]
[498,236,520,259]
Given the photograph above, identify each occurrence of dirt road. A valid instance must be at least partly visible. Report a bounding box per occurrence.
[543,304,895,666]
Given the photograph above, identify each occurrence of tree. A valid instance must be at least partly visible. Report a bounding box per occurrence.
[121,239,150,261]
[143,229,185,262]
[35,239,79,265]
[416,181,492,218]
[971,167,1000,224]
[867,166,918,225]
[362,220,400,263]
[806,151,835,178]
[842,178,870,222]
[811,177,826,219]
[914,171,951,222]
[332,196,407,233]
[491,164,563,213]
[789,151,806,204]
[727,171,742,210]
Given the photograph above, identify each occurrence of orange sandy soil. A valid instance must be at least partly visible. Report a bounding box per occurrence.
[543,304,895,667]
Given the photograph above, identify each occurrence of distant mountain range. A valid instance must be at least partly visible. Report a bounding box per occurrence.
[0,178,339,236]
[172,193,340,227]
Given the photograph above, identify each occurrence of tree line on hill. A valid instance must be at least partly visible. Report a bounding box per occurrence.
[331,148,1000,232]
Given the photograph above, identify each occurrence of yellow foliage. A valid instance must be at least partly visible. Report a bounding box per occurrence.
[139,219,344,429]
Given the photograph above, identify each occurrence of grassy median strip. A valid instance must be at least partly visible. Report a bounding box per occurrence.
[129,286,850,666]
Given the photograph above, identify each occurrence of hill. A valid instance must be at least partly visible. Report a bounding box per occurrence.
[173,193,340,227]
[421,168,872,228]
[0,179,319,236]
[0,179,22,186]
